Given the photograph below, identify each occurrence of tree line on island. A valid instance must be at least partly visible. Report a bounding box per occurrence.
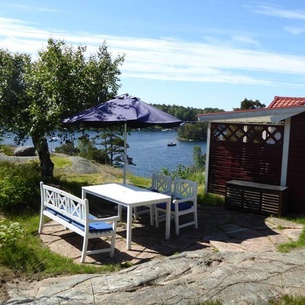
[152,98,266,142]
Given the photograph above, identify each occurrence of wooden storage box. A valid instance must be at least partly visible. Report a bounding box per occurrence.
[225,180,288,216]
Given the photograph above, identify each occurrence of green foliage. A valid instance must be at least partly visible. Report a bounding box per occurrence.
[189,295,305,305]
[277,228,305,252]
[0,144,15,156]
[151,104,224,122]
[0,221,25,248]
[0,39,124,178]
[0,217,119,275]
[233,98,266,110]
[162,146,206,181]
[77,135,108,164]
[268,295,305,305]
[178,122,207,141]
[0,221,43,273]
[94,128,125,165]
[51,155,73,169]
[55,141,79,156]
[198,192,224,206]
[275,215,305,252]
[193,146,205,170]
[162,164,190,179]
[0,161,41,213]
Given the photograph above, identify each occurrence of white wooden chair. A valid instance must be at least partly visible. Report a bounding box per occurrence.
[155,179,198,235]
[133,173,172,224]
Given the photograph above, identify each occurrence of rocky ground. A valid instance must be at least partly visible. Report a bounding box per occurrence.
[3,204,305,304]
[2,152,305,304]
[4,249,305,305]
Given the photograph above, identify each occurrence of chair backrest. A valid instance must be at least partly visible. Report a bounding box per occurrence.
[151,173,172,193]
[173,179,197,200]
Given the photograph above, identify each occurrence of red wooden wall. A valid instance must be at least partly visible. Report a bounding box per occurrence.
[286,113,305,213]
[208,123,284,196]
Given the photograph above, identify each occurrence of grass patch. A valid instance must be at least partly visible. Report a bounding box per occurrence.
[277,227,305,252]
[0,144,15,156]
[0,214,121,281]
[51,154,73,168]
[127,174,150,188]
[268,295,305,305]
[198,191,224,206]
[276,214,305,252]
[190,295,305,305]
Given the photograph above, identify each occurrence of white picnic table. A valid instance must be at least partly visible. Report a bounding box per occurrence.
[81,183,172,250]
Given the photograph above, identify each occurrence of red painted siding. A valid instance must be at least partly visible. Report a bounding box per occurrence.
[286,112,305,213]
[208,123,283,196]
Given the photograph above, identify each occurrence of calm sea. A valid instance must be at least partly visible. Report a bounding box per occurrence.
[2,130,207,178]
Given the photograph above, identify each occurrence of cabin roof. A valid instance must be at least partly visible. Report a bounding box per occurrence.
[197,96,305,124]
[268,96,305,108]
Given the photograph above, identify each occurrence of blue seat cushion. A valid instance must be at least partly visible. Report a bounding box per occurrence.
[45,207,112,233]
[46,207,73,223]
[156,201,193,211]
[72,215,113,233]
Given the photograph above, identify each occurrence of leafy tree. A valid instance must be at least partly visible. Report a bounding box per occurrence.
[54,141,79,156]
[151,104,224,122]
[233,98,266,110]
[193,146,205,170]
[93,128,125,165]
[0,38,124,178]
[178,122,207,141]
[77,135,108,164]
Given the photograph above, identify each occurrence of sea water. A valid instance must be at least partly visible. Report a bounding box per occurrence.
[2,130,206,178]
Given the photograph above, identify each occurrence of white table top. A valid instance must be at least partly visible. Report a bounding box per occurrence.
[82,183,171,207]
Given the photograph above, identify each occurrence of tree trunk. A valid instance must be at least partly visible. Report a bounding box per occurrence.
[32,134,54,179]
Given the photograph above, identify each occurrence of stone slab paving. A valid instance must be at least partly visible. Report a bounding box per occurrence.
[4,205,305,305]
[38,205,304,265]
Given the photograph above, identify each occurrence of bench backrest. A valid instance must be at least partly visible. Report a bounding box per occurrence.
[40,182,89,225]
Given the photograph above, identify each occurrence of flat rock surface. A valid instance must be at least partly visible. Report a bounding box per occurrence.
[3,205,305,305]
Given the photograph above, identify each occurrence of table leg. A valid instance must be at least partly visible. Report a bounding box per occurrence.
[81,189,86,200]
[126,206,132,250]
[118,205,123,220]
[150,205,154,226]
[165,198,171,239]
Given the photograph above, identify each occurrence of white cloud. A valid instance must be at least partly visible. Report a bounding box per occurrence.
[1,17,305,89]
[4,4,68,14]
[284,26,305,35]
[255,5,305,20]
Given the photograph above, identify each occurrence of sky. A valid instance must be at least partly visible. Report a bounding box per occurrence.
[1,0,305,111]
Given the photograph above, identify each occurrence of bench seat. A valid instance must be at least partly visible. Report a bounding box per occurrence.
[38,182,119,263]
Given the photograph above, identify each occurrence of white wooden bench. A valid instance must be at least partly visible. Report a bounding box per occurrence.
[38,182,119,263]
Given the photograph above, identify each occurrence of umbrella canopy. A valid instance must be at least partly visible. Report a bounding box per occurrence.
[63,93,182,182]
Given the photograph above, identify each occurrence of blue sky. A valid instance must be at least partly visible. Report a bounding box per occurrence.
[1,0,305,110]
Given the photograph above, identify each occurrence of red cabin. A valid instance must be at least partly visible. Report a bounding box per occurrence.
[197,96,305,215]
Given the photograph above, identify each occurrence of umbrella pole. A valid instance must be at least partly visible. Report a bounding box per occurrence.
[123,123,127,184]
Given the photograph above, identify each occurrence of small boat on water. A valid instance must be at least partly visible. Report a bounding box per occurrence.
[167,142,177,147]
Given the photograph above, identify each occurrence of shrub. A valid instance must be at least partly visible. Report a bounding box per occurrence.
[55,141,79,156]
[77,136,108,164]
[0,221,25,248]
[0,161,41,213]
[0,220,45,273]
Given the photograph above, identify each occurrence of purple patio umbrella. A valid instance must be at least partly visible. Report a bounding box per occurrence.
[63,93,182,182]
